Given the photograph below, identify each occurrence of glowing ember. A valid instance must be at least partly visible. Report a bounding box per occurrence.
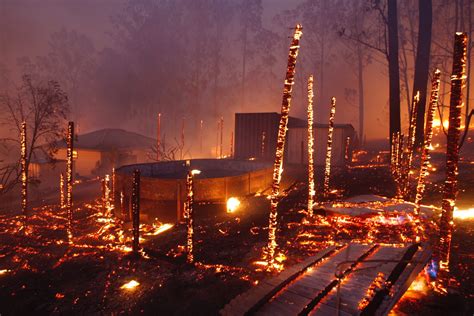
[120,280,140,290]
[226,197,241,213]
[0,269,10,275]
[453,207,474,220]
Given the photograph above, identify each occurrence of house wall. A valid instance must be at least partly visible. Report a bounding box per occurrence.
[55,148,101,178]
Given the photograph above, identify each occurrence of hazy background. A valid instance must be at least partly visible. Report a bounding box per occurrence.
[0,0,471,158]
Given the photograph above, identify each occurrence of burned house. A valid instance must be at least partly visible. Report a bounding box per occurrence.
[54,128,155,178]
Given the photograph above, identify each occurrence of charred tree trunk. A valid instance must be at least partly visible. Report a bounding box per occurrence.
[132,169,140,255]
[307,75,315,216]
[388,0,402,148]
[438,33,467,270]
[357,45,365,144]
[20,121,27,225]
[267,25,303,266]
[414,69,441,242]
[66,121,74,243]
[413,0,433,148]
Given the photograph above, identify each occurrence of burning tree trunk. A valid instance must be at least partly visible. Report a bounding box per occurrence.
[344,136,351,164]
[413,69,441,242]
[66,121,74,243]
[267,24,303,266]
[20,121,27,224]
[185,166,200,264]
[402,92,420,198]
[132,169,140,255]
[220,117,224,159]
[307,75,315,216]
[157,113,161,161]
[323,97,336,198]
[230,131,234,158]
[395,133,405,198]
[103,174,112,216]
[181,118,185,160]
[438,33,467,270]
[60,173,65,209]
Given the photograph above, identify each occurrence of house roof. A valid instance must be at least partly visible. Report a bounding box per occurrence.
[56,128,156,151]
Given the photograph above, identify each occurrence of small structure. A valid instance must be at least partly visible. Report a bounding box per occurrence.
[54,128,155,178]
[114,159,273,223]
[234,113,355,166]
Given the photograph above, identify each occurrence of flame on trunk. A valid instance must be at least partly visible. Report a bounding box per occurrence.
[323,97,336,198]
[157,113,161,161]
[66,121,74,243]
[413,69,441,242]
[402,91,420,199]
[20,121,27,224]
[60,173,65,209]
[307,75,315,216]
[132,169,140,255]
[438,32,467,271]
[185,166,200,264]
[267,24,303,266]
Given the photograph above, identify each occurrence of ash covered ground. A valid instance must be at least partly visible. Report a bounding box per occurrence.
[0,150,473,315]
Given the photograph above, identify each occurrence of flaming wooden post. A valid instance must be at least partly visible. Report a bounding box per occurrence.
[344,136,351,164]
[323,97,336,198]
[390,133,397,175]
[216,120,220,158]
[261,131,266,158]
[200,119,203,155]
[132,169,140,255]
[438,33,467,271]
[180,118,185,160]
[307,75,315,216]
[395,133,404,197]
[185,166,200,264]
[103,174,112,216]
[230,131,234,158]
[20,121,27,222]
[111,167,116,210]
[66,121,74,242]
[402,92,420,198]
[157,113,161,161]
[220,117,224,159]
[413,69,441,242]
[60,173,65,209]
[266,24,302,266]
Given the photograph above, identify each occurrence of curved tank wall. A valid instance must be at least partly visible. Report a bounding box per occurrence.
[114,159,273,223]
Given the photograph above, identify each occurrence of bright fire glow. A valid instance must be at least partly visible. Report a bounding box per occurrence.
[120,280,140,290]
[453,207,474,220]
[226,197,241,213]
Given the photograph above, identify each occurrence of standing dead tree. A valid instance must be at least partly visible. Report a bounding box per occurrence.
[413,69,441,242]
[307,75,315,216]
[266,24,303,267]
[0,75,68,198]
[438,33,467,272]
